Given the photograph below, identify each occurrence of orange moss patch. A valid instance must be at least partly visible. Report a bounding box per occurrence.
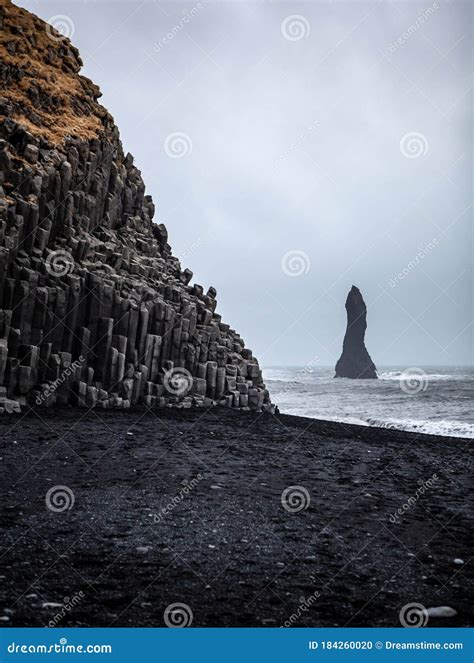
[0,0,110,145]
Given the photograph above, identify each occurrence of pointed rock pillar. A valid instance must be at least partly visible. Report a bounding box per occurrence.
[335,285,377,379]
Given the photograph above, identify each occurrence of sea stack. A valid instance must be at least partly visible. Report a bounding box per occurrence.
[0,1,271,413]
[335,286,377,379]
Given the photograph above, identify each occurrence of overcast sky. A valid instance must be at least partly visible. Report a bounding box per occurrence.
[19,0,473,367]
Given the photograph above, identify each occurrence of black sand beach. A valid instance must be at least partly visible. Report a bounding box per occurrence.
[0,408,472,627]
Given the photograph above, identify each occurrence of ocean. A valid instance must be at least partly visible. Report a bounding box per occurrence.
[263,366,474,439]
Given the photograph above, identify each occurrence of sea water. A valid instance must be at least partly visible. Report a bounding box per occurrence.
[263,366,474,438]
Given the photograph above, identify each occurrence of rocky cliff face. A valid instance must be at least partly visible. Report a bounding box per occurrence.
[0,1,271,413]
[334,286,377,379]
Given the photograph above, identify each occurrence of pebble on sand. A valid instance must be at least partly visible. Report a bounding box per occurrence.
[453,558,464,565]
[426,606,457,618]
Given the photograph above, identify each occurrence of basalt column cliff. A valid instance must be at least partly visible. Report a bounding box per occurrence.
[335,286,377,379]
[0,2,271,413]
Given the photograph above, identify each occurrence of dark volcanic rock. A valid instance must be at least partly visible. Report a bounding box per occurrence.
[335,286,377,379]
[0,1,271,413]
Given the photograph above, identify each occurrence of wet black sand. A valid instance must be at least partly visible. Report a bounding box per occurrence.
[0,407,472,627]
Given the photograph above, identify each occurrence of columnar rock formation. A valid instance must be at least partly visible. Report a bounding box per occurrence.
[335,286,377,379]
[0,1,271,413]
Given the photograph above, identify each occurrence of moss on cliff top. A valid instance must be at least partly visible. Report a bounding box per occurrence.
[0,0,111,145]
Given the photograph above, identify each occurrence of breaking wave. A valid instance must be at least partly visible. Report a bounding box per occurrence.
[364,417,474,439]
[378,371,455,381]
[264,365,473,439]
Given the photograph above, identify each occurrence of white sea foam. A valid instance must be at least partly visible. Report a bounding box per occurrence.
[264,365,473,439]
[364,417,474,439]
[300,414,473,438]
[378,371,454,381]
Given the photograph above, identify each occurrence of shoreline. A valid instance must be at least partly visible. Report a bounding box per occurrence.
[265,365,474,440]
[0,407,472,627]
[276,412,473,444]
